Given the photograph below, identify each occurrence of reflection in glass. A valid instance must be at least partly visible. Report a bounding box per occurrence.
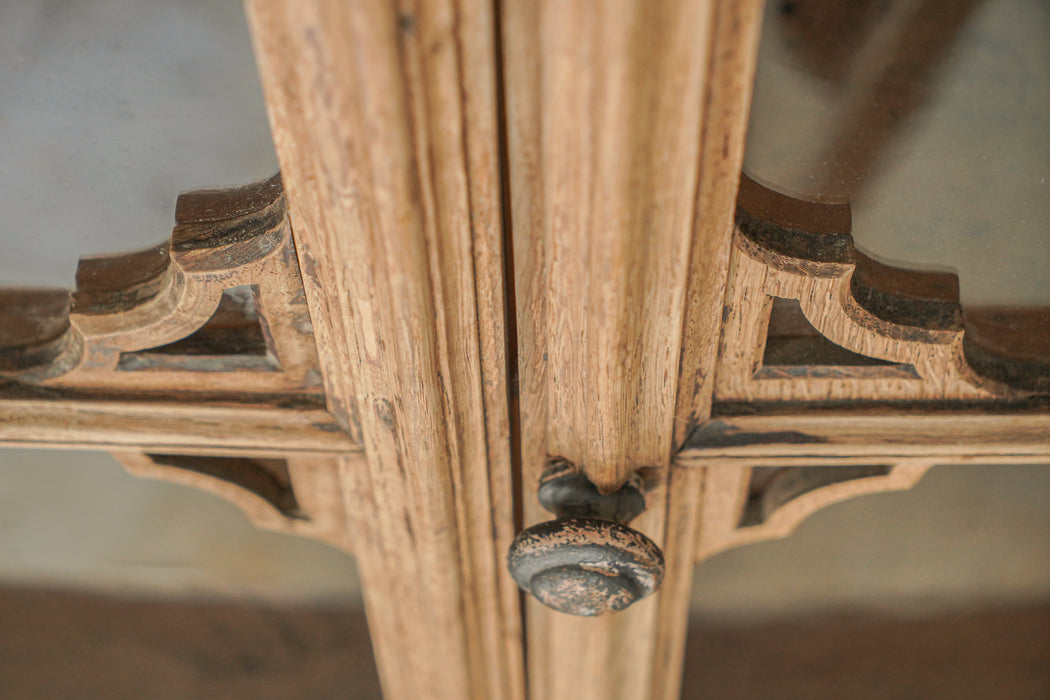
[744,0,1049,377]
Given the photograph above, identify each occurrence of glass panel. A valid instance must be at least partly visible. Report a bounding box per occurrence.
[743,0,1050,389]
[0,2,277,288]
[0,448,380,697]
[744,0,1050,309]
[683,464,1050,697]
[0,448,358,600]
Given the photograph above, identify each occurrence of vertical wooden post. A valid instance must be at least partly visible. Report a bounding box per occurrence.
[246,2,523,699]
[501,1,764,698]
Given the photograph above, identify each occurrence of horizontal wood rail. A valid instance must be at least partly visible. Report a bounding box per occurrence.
[0,399,354,456]
[680,411,1050,462]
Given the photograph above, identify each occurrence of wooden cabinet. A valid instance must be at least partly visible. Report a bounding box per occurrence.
[1,2,1046,698]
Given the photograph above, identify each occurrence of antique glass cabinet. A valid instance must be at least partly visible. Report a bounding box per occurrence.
[1,1,1047,698]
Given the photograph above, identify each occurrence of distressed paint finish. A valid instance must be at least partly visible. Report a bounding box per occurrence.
[536,460,647,524]
[507,518,664,616]
[509,459,661,615]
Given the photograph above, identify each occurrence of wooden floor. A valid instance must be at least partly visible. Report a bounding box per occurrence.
[683,607,1050,699]
[0,586,381,700]
[1,585,1047,699]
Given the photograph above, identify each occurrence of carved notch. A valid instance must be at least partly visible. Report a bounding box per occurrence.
[716,174,1048,403]
[0,174,323,400]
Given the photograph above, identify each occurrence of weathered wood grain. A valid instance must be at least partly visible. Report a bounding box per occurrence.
[716,176,1048,403]
[681,412,1050,461]
[4,3,1044,700]
[506,0,714,493]
[246,2,522,699]
[688,447,1049,566]
[0,176,326,400]
[0,399,350,455]
[673,0,768,449]
[501,1,764,699]
[0,176,361,510]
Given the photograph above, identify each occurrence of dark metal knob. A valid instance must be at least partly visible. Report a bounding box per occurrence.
[508,517,664,615]
[507,460,665,616]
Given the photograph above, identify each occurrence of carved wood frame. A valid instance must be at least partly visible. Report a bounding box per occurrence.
[716,175,1049,404]
[0,2,1047,700]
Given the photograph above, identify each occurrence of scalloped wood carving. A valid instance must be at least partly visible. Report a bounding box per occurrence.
[695,459,936,562]
[715,175,1049,404]
[0,174,323,400]
[112,451,350,552]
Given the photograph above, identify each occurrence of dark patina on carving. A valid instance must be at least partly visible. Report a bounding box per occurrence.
[735,173,853,265]
[507,518,663,616]
[536,458,647,523]
[739,464,892,527]
[507,459,664,616]
[733,174,1049,396]
[146,454,306,520]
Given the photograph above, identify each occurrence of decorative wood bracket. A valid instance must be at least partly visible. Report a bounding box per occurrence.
[0,175,355,546]
[693,458,936,563]
[0,174,324,402]
[112,451,351,552]
[685,174,1050,564]
[715,175,1049,404]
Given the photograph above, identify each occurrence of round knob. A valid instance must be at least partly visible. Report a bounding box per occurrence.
[507,517,664,616]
